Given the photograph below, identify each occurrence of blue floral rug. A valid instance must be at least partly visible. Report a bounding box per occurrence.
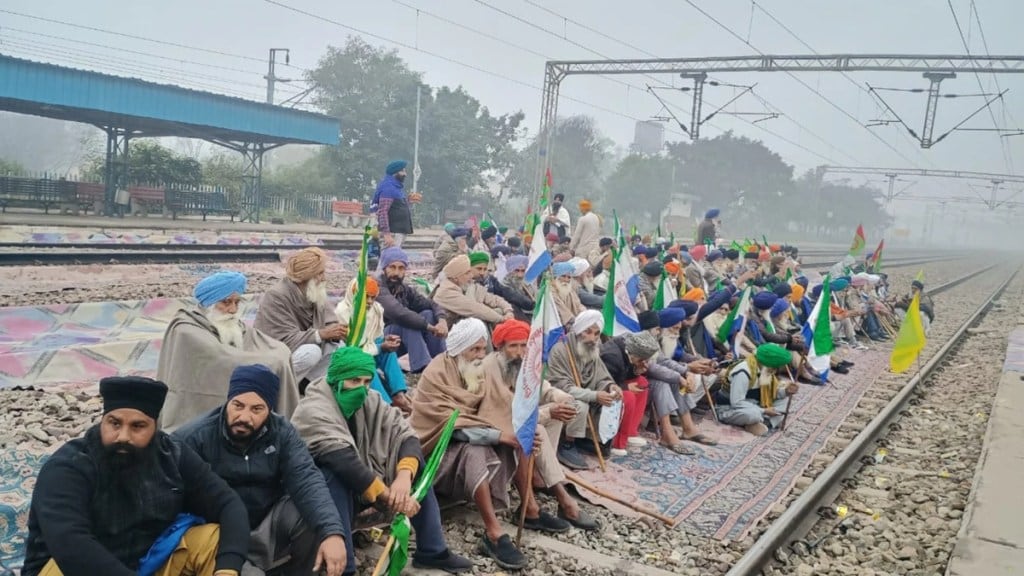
[0,450,47,572]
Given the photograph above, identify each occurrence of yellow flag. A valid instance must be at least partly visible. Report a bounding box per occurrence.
[890,292,926,373]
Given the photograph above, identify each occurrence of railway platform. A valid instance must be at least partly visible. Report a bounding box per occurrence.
[947,326,1024,575]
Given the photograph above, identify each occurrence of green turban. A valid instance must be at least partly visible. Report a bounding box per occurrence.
[755,343,793,369]
[468,252,490,267]
[327,346,378,386]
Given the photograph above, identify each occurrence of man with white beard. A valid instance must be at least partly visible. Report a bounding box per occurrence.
[409,319,529,570]
[546,310,620,469]
[158,270,302,431]
[500,255,536,321]
[569,256,603,310]
[550,261,584,327]
[254,247,348,385]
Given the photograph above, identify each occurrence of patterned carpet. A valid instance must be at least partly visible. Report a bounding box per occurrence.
[0,450,46,571]
[568,347,888,540]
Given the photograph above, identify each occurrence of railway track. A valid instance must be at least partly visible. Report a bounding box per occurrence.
[726,262,1019,576]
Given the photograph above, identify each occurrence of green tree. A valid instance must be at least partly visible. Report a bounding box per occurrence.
[793,168,892,240]
[81,140,201,186]
[0,157,26,176]
[603,153,676,221]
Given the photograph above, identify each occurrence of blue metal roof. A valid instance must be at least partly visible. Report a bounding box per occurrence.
[0,55,339,146]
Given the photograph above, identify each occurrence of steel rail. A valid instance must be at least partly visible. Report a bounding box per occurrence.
[725,262,1016,576]
[0,238,437,251]
[0,251,284,266]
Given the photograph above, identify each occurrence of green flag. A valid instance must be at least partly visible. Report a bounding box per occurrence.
[813,274,835,355]
[601,247,619,337]
[784,268,793,283]
[386,410,460,576]
[653,271,668,311]
[717,286,749,343]
[345,226,371,348]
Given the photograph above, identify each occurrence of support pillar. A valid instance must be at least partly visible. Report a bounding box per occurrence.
[103,128,130,217]
[680,72,708,140]
[239,143,266,224]
[920,72,956,148]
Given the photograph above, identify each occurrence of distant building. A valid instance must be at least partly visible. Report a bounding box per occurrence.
[660,192,696,238]
[633,121,664,156]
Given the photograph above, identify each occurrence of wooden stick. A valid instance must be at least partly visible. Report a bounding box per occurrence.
[515,453,536,547]
[781,367,797,432]
[370,535,396,576]
[700,375,719,422]
[564,472,674,526]
[564,337,607,472]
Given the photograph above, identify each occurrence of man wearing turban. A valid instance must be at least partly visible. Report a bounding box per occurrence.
[696,208,720,245]
[568,256,603,310]
[433,254,514,328]
[374,247,449,373]
[545,310,619,469]
[550,261,584,326]
[500,254,537,321]
[431,225,471,280]
[717,343,799,436]
[175,365,347,576]
[542,192,571,240]
[293,347,473,575]
[158,270,302,431]
[255,248,346,385]
[372,160,413,252]
[481,320,599,533]
[637,260,665,312]
[22,376,250,576]
[569,198,601,264]
[409,319,528,570]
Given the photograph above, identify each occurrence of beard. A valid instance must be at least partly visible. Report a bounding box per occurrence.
[207,308,245,347]
[553,279,574,299]
[385,273,404,289]
[660,331,680,358]
[394,173,406,183]
[499,352,522,386]
[94,432,160,500]
[582,277,595,293]
[226,419,257,443]
[758,367,775,388]
[575,339,601,362]
[305,279,329,308]
[457,356,486,394]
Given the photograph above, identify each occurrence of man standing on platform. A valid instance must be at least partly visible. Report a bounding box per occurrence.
[372,160,414,251]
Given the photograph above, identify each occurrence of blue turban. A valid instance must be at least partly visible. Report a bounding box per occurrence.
[194,271,246,307]
[228,364,279,410]
[705,208,720,219]
[552,262,574,277]
[507,255,528,271]
[752,291,779,311]
[658,307,687,328]
[830,278,850,291]
[770,299,791,318]
[380,247,409,268]
[450,227,470,239]
[811,284,823,299]
[385,160,407,175]
[701,289,732,315]
[796,276,809,289]
[632,245,648,256]
[644,246,660,259]
[679,252,693,265]
[707,249,723,262]
[668,299,700,318]
[773,283,793,298]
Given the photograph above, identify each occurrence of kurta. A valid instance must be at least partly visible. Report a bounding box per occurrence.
[157,308,301,432]
[253,277,340,352]
[551,283,584,326]
[569,211,601,260]
[546,335,615,440]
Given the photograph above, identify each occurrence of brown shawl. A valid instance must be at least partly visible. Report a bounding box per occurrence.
[546,333,614,395]
[157,308,301,431]
[253,277,338,352]
[409,354,514,453]
[291,378,416,483]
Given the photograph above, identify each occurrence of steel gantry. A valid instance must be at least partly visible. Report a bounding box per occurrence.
[534,53,1024,206]
[821,166,1024,209]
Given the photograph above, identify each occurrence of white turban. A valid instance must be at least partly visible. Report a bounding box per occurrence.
[568,257,590,278]
[446,318,489,357]
[573,309,605,335]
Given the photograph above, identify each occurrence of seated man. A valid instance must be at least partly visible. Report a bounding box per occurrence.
[433,254,513,327]
[550,261,584,326]
[22,377,249,576]
[159,270,302,431]
[409,319,528,570]
[717,344,799,436]
[569,257,603,310]
[431,226,470,280]
[546,310,620,469]
[499,254,536,321]
[175,365,347,576]
[254,247,347,384]
[375,247,448,374]
[600,331,661,456]
[637,260,664,311]
[482,320,598,532]
[335,277,411,412]
[292,348,473,575]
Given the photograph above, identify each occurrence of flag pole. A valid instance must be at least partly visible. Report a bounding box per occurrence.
[563,336,607,472]
[701,376,719,423]
[370,535,396,576]
[515,453,537,547]
[781,367,798,432]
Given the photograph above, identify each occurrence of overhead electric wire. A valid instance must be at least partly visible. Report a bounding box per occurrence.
[681,0,925,168]
[970,1,1019,130]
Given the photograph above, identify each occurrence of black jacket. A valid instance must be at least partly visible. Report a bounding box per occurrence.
[600,337,640,384]
[375,272,446,331]
[22,426,248,576]
[174,407,344,542]
[487,276,534,316]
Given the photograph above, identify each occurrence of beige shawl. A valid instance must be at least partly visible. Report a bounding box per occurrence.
[253,277,339,352]
[482,352,571,426]
[291,378,416,483]
[409,354,514,453]
[546,333,614,398]
[157,308,301,431]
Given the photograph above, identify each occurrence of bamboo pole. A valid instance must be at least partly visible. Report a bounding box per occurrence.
[515,453,536,547]
[370,535,396,576]
[564,337,607,472]
[564,472,674,526]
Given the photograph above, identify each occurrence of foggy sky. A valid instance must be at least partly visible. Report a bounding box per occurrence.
[1,0,1022,219]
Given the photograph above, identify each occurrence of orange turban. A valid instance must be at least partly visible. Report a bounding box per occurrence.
[579,199,592,212]
[492,319,530,348]
[286,247,328,282]
[365,276,379,297]
[683,288,705,301]
[789,284,805,302]
[523,233,533,245]
[758,248,771,262]
[664,261,681,275]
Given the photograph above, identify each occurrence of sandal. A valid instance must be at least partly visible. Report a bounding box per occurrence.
[683,433,718,446]
[661,442,695,455]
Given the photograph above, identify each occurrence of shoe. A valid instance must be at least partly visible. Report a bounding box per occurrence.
[798,373,823,385]
[832,365,849,375]
[745,422,769,436]
[413,549,474,574]
[558,507,601,531]
[627,436,648,447]
[610,448,628,457]
[575,437,610,458]
[839,360,855,367]
[557,444,589,470]
[479,534,528,570]
[520,509,571,533]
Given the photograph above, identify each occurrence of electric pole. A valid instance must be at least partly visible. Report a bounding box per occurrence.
[265,48,292,105]
[412,85,422,196]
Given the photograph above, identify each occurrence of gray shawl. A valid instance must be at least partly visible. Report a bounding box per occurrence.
[157,308,301,431]
[291,378,416,483]
[546,333,614,403]
[253,277,339,352]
